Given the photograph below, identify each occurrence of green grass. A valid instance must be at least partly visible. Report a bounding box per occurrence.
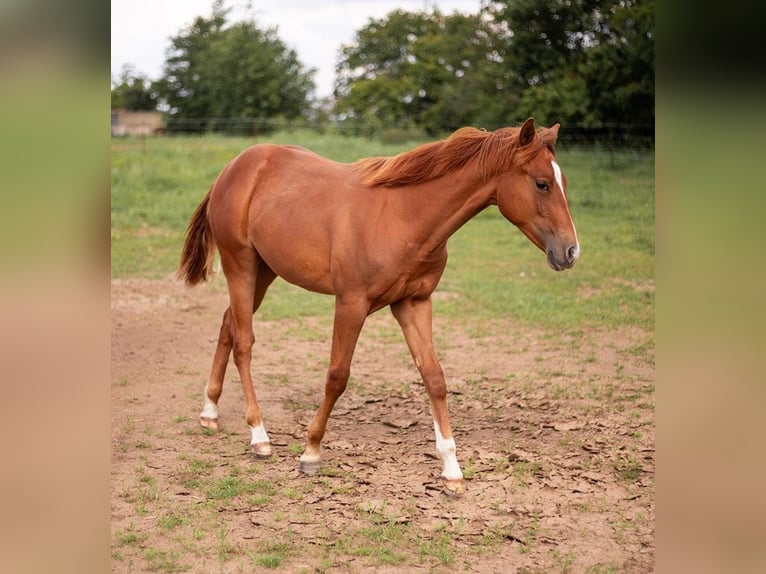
[111,131,653,331]
[203,475,260,500]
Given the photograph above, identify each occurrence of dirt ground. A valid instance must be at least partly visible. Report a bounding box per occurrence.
[111,277,654,573]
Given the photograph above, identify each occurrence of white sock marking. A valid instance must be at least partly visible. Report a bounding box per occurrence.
[200,393,218,420]
[434,421,463,480]
[250,422,269,445]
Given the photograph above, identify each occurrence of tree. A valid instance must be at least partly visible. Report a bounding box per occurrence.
[486,0,654,130]
[159,1,315,133]
[582,0,654,127]
[334,2,653,141]
[111,65,158,110]
[334,9,510,134]
[334,10,438,131]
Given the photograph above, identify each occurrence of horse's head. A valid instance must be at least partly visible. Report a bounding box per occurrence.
[496,118,579,271]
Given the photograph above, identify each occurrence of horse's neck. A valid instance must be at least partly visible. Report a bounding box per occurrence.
[404,173,494,251]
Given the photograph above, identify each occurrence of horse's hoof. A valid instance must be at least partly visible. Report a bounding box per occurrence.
[251,442,272,458]
[299,454,321,475]
[200,417,219,431]
[442,477,465,496]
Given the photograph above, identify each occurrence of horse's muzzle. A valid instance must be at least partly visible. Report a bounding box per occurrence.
[547,243,579,271]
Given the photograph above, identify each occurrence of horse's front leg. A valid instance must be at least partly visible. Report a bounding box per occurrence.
[299,297,368,474]
[391,297,465,494]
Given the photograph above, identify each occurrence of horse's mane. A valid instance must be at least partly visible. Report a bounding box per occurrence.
[355,126,555,188]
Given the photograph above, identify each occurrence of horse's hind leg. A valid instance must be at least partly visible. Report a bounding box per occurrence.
[200,265,277,431]
[202,252,276,457]
[200,306,234,431]
[391,297,465,494]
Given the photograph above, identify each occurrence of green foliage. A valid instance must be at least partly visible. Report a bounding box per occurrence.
[111,65,159,110]
[159,1,315,133]
[488,0,655,129]
[335,9,507,134]
[335,1,654,135]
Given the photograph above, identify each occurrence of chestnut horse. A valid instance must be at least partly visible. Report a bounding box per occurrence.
[178,118,579,494]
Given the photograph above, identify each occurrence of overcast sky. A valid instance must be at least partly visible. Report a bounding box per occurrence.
[111,0,481,98]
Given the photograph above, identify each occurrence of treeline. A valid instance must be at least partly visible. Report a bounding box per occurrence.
[111,0,654,145]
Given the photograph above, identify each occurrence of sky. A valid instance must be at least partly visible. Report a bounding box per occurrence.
[111,0,481,99]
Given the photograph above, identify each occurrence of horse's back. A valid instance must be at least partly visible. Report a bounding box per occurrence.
[209,143,350,226]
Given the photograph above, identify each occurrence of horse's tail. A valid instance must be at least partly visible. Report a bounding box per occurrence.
[178,189,215,285]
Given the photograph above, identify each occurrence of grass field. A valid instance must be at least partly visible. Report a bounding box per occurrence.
[111,130,654,332]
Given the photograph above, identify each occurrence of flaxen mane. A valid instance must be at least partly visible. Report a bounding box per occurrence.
[356,126,554,188]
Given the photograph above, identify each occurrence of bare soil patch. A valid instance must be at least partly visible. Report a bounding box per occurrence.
[111,277,654,573]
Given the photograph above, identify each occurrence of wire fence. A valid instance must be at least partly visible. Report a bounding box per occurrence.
[112,115,655,151]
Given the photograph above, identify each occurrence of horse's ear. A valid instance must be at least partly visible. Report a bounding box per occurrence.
[519,118,536,147]
[548,123,560,145]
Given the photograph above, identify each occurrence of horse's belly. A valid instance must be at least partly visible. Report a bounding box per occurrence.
[276,259,335,295]
[253,233,335,295]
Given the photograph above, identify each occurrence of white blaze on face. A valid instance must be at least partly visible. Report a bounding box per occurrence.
[551,160,565,198]
[551,159,580,256]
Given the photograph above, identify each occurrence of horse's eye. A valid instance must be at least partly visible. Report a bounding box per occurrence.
[535,181,549,192]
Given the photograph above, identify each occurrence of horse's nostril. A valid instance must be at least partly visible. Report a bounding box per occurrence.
[567,244,579,262]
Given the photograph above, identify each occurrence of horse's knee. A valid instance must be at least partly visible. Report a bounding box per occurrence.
[326,364,350,397]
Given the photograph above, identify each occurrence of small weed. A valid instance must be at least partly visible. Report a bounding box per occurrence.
[609,516,632,544]
[184,456,216,473]
[249,494,270,505]
[252,541,289,568]
[251,478,277,496]
[287,443,304,455]
[143,547,190,572]
[282,486,303,500]
[158,511,185,531]
[586,562,619,574]
[173,415,188,424]
[614,453,642,481]
[114,525,147,547]
[550,548,577,573]
[216,527,240,562]
[134,470,160,506]
[256,553,282,568]
[123,415,136,434]
[204,475,258,500]
[419,533,454,565]
[462,459,479,480]
[337,514,411,566]
[550,383,569,399]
